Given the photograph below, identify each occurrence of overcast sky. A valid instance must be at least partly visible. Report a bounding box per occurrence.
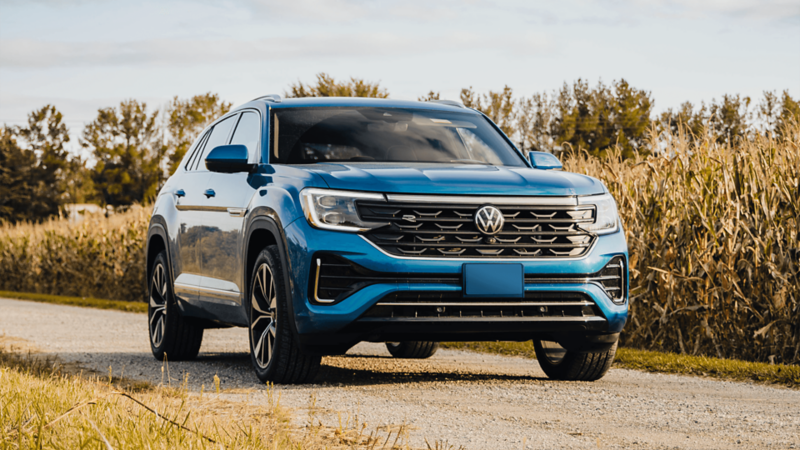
[1,0,798,147]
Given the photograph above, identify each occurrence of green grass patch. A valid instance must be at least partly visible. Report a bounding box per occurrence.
[0,290,146,313]
[442,342,800,388]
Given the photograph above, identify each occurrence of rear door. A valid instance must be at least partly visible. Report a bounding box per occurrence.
[197,110,263,325]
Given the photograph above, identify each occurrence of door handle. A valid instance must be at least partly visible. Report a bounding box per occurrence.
[204,189,216,198]
[175,189,185,197]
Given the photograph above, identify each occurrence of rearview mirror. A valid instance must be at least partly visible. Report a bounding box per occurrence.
[205,145,255,173]
[528,151,562,170]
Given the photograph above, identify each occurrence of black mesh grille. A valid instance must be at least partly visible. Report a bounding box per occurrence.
[595,256,625,303]
[311,255,459,304]
[358,201,597,258]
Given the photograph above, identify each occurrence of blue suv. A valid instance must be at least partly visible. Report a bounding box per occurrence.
[145,96,628,383]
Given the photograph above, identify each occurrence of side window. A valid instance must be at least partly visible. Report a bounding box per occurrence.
[193,114,238,171]
[183,131,210,171]
[229,111,261,163]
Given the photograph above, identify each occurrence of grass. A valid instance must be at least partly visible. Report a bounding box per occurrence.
[0,290,147,313]
[442,342,800,388]
[0,340,419,449]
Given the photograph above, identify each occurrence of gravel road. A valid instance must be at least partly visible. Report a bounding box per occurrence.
[1,298,798,449]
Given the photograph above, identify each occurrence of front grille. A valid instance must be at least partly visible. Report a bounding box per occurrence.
[358,200,597,258]
[361,291,602,319]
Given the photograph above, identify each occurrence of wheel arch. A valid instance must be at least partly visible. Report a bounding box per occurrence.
[145,219,172,302]
[243,209,299,337]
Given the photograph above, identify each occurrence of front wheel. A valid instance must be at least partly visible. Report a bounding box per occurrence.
[386,341,439,359]
[248,246,321,384]
[148,251,204,361]
[533,340,617,381]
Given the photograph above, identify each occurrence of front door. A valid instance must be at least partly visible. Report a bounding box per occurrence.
[198,110,263,325]
[173,114,238,315]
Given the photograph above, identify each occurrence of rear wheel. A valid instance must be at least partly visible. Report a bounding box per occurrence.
[533,339,616,381]
[148,251,203,361]
[248,246,321,384]
[386,341,439,359]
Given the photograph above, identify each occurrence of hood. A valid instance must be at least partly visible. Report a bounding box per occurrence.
[307,163,605,197]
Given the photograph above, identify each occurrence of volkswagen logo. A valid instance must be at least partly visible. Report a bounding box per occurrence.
[475,205,504,235]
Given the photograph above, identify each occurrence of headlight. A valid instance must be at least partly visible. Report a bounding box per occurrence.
[578,193,619,235]
[300,188,389,232]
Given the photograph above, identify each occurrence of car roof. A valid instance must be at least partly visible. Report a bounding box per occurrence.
[234,96,480,114]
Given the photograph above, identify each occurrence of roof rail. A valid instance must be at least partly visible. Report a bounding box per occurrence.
[254,94,282,103]
[428,99,465,108]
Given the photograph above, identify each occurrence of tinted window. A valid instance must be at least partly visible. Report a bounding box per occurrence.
[270,107,525,166]
[230,111,260,162]
[193,114,237,171]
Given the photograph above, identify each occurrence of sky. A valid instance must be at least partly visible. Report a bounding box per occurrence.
[1,0,798,153]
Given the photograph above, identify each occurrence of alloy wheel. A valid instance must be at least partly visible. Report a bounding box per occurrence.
[251,262,278,369]
[149,263,168,348]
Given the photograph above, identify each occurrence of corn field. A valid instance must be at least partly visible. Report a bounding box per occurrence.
[0,206,150,303]
[565,121,800,364]
[1,123,798,364]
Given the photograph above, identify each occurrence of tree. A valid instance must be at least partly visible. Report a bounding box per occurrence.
[481,86,516,137]
[164,93,231,174]
[776,90,800,139]
[460,87,480,109]
[0,128,39,222]
[658,101,707,141]
[418,91,440,101]
[0,105,74,223]
[286,73,389,98]
[458,86,516,136]
[551,79,652,158]
[82,100,165,206]
[708,94,751,145]
[517,92,556,152]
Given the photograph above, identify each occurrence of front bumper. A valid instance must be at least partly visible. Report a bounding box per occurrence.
[284,218,629,345]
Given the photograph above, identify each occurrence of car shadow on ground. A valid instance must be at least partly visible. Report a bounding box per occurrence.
[53,350,547,388]
[314,364,547,386]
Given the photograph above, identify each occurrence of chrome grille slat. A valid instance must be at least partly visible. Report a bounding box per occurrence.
[358,199,597,259]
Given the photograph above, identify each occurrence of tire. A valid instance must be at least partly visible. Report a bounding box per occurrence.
[533,339,617,381]
[148,251,204,361]
[386,341,439,359]
[248,245,321,384]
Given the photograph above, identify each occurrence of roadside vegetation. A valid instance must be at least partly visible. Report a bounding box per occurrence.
[0,341,420,449]
[442,342,800,388]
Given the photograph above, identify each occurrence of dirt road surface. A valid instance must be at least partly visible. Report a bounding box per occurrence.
[1,298,798,449]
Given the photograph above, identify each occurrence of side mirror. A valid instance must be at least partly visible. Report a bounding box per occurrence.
[528,151,562,170]
[205,145,255,173]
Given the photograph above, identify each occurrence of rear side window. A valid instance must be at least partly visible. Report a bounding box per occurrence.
[230,111,261,163]
[192,114,238,171]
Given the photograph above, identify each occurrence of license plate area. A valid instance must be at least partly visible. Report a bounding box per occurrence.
[462,263,524,298]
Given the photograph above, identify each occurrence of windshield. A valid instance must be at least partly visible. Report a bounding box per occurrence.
[270,107,526,166]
